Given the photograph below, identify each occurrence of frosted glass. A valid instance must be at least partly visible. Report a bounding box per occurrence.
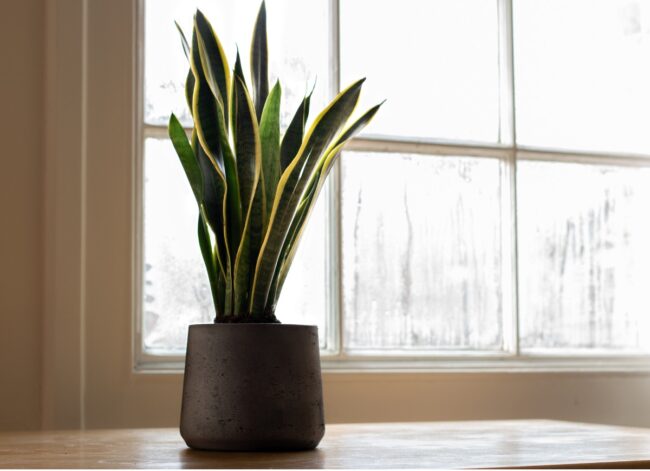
[514,0,650,154]
[144,0,329,128]
[341,0,500,143]
[518,161,650,351]
[342,152,506,351]
[142,138,327,353]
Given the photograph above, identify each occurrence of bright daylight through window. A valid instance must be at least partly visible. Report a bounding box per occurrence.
[140,0,650,365]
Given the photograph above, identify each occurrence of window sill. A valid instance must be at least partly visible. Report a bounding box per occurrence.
[133,352,650,375]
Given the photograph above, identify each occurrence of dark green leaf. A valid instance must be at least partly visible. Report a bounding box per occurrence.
[198,211,222,320]
[168,113,202,203]
[190,29,225,174]
[250,78,365,314]
[272,101,385,305]
[192,132,227,273]
[195,10,231,125]
[175,21,191,60]
[185,69,195,112]
[250,1,268,120]
[233,76,260,216]
[231,49,245,147]
[267,175,318,308]
[280,93,311,171]
[192,24,242,253]
[332,100,385,148]
[259,80,282,222]
[234,48,246,85]
[232,76,265,316]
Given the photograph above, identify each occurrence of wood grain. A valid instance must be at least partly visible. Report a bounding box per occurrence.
[1,420,650,468]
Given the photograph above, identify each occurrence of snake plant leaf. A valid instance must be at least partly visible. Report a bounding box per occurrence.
[194,21,243,253]
[184,69,195,111]
[331,100,385,148]
[195,10,231,125]
[198,211,222,319]
[180,30,198,116]
[190,32,239,308]
[168,113,202,203]
[272,102,384,302]
[231,49,245,146]
[233,76,260,216]
[300,100,385,195]
[272,143,344,303]
[259,80,282,223]
[194,135,233,319]
[190,29,225,175]
[251,1,268,119]
[175,21,191,60]
[250,78,365,314]
[234,48,246,85]
[232,76,262,315]
[267,175,318,308]
[191,132,227,279]
[198,142,233,318]
[280,92,311,172]
[213,95,243,256]
[175,24,195,110]
[170,6,383,322]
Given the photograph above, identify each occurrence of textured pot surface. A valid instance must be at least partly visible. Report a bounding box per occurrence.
[180,323,325,451]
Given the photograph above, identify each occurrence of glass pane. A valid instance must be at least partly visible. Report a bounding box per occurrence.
[342,152,506,351]
[144,0,329,127]
[518,160,650,352]
[340,0,500,143]
[514,0,650,154]
[142,138,328,353]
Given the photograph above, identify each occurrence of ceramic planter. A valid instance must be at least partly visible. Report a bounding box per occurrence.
[180,323,325,451]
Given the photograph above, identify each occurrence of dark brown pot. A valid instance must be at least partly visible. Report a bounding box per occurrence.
[179,323,325,451]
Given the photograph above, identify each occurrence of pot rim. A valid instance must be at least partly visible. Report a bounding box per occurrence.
[188,323,318,328]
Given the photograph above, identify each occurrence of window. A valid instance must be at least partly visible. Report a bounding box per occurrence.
[138,0,650,369]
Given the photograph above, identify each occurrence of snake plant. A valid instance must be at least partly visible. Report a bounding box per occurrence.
[169,2,382,323]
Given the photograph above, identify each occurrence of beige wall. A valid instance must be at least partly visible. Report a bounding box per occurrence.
[0,0,45,430]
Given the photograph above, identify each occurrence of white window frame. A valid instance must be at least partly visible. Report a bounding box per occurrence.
[134,0,650,373]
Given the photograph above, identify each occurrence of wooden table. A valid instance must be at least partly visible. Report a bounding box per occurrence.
[2,420,650,468]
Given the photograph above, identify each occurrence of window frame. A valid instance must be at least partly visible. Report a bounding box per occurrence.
[135,0,650,373]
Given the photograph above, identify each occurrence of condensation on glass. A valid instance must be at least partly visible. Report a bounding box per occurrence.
[341,152,507,352]
[514,0,650,154]
[518,161,650,352]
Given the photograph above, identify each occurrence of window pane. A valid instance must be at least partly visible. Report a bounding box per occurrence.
[142,138,328,353]
[341,0,500,143]
[518,160,650,352]
[144,0,329,127]
[342,152,507,351]
[514,0,650,154]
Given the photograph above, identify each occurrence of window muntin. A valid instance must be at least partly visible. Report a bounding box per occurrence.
[140,0,650,365]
